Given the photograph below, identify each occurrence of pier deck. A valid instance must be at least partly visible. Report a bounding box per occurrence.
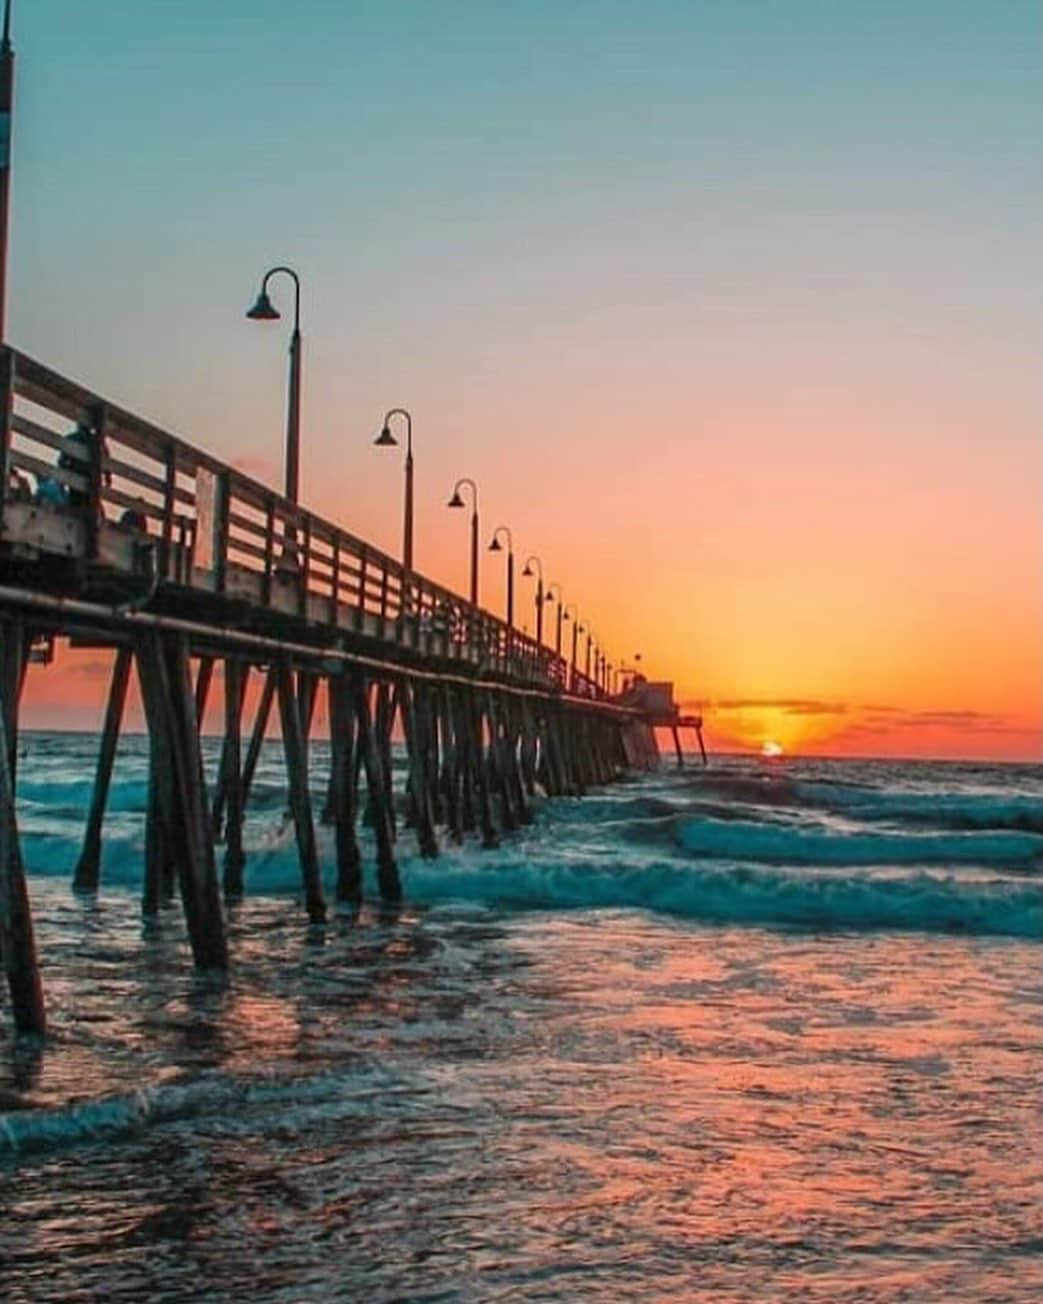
[0,347,668,1035]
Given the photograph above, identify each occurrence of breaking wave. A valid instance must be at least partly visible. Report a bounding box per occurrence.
[675,818,1043,869]
[402,854,1043,939]
[0,1064,400,1158]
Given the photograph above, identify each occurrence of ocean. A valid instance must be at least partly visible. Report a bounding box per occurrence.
[1,734,1041,1302]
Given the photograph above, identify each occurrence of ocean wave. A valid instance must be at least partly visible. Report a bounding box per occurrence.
[676,817,1043,869]
[0,1064,398,1159]
[402,854,1043,939]
[793,783,1043,834]
[682,770,1043,834]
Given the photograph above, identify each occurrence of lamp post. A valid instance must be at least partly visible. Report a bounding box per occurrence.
[246,266,302,504]
[617,654,643,694]
[544,582,565,662]
[374,408,414,571]
[488,526,514,628]
[521,556,544,645]
[564,604,583,693]
[447,477,479,605]
[0,2,16,343]
[585,629,594,683]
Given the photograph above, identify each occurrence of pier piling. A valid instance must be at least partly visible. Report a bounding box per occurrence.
[0,615,45,1034]
[74,645,132,892]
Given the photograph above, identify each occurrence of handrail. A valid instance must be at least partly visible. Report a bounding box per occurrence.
[0,346,605,698]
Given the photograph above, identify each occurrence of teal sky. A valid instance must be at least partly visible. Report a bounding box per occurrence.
[9,1,1042,753]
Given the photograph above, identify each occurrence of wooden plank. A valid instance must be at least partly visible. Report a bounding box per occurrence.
[8,448,87,493]
[11,412,86,458]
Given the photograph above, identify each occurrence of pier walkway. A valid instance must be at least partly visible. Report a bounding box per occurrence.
[0,346,700,1035]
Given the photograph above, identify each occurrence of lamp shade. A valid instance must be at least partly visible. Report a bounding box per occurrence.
[246,290,280,321]
[374,426,397,447]
[448,490,465,508]
[488,536,502,552]
[521,562,533,577]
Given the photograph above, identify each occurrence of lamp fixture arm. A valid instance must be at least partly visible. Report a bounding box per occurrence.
[383,407,413,457]
[260,266,301,334]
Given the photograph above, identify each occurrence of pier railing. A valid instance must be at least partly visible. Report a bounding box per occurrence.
[0,347,604,697]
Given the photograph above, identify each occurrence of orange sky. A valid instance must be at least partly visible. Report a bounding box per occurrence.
[11,2,1042,762]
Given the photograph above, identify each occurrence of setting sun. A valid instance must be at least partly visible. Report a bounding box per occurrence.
[761,740,784,758]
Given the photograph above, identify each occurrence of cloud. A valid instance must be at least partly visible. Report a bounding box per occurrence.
[685,696,1026,738]
[711,697,850,717]
[857,707,1022,734]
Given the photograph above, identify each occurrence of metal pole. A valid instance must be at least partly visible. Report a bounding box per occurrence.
[403,445,414,572]
[285,325,301,502]
[469,508,478,606]
[535,578,543,645]
[506,550,514,629]
[0,2,15,343]
[571,619,579,693]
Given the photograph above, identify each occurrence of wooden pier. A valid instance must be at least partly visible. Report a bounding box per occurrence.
[0,347,671,1035]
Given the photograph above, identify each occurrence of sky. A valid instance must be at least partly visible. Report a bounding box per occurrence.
[10,0,1042,759]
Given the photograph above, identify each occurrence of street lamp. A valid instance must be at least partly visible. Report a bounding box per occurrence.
[374,407,414,571]
[447,477,479,605]
[617,654,643,694]
[544,582,565,660]
[585,629,595,683]
[246,265,302,503]
[563,604,583,692]
[521,556,544,645]
[488,526,514,628]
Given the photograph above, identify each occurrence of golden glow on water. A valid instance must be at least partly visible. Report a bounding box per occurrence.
[2,882,1042,1301]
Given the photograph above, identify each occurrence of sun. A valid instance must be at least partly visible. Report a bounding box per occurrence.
[761,740,784,758]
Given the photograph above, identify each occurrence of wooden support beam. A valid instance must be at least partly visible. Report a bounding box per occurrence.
[536,707,561,797]
[328,671,362,904]
[194,655,215,727]
[0,617,46,1035]
[486,692,518,833]
[400,680,438,859]
[518,699,538,798]
[671,724,684,770]
[375,682,396,839]
[73,646,133,892]
[275,659,326,923]
[355,676,401,901]
[504,698,532,824]
[142,767,173,915]
[239,664,276,812]
[211,662,250,840]
[423,684,444,826]
[438,686,463,843]
[221,658,246,899]
[468,690,499,848]
[451,688,476,833]
[135,630,228,969]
